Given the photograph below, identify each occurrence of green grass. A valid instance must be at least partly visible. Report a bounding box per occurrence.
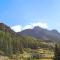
[0,48,54,60]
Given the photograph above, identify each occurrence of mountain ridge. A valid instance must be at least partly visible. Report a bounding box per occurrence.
[18,26,60,41]
[0,23,60,42]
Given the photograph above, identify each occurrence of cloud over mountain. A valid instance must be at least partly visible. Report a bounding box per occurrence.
[11,22,49,32]
[11,25,22,32]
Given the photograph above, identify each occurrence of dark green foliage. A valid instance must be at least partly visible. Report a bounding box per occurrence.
[0,31,38,55]
[54,44,60,60]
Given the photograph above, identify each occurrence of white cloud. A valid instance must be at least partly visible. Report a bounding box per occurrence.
[23,25,33,30]
[11,22,49,32]
[23,22,48,30]
[11,25,22,32]
[31,22,48,29]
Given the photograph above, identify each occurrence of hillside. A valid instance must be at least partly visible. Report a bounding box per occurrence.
[19,26,60,42]
[0,23,55,60]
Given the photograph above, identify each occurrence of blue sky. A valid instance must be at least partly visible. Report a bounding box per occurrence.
[0,0,60,32]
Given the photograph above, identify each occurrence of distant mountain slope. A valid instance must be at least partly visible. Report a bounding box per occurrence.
[0,23,15,34]
[18,26,60,41]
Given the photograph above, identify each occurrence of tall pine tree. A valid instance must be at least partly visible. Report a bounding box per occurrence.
[54,44,60,60]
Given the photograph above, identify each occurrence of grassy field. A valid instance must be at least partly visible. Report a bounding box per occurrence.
[0,48,54,60]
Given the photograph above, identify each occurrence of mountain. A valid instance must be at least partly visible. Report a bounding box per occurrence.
[18,26,60,41]
[0,23,20,36]
[0,23,15,34]
[1,23,60,42]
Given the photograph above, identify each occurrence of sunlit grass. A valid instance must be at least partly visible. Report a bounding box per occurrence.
[0,48,54,60]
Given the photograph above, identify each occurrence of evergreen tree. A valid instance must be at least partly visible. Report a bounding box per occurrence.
[54,44,60,60]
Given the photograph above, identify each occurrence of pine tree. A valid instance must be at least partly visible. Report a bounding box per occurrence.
[54,44,60,60]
